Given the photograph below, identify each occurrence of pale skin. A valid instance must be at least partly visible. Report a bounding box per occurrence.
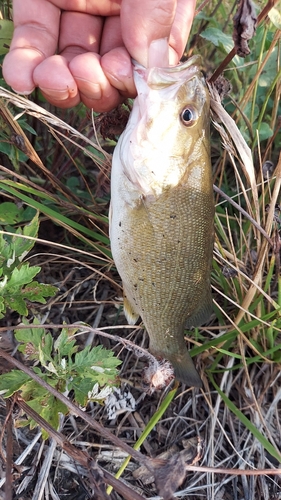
[3,0,196,112]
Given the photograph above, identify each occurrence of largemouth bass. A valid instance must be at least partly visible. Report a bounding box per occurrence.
[110,47,214,387]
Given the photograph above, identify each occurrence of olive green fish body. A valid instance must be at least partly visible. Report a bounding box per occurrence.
[110,55,214,387]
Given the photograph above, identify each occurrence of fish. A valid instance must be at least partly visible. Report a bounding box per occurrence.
[109,40,214,387]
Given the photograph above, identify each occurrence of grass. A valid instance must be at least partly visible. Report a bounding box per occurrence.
[0,0,281,499]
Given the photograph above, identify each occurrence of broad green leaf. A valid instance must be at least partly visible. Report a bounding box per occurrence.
[21,206,37,222]
[0,370,31,397]
[268,7,281,29]
[243,102,259,123]
[6,263,40,289]
[0,20,14,55]
[200,27,242,66]
[14,212,39,261]
[38,332,54,366]
[194,11,213,21]
[18,119,37,136]
[254,122,273,142]
[70,376,97,406]
[22,211,39,238]
[22,281,57,303]
[73,345,121,375]
[251,47,281,88]
[70,376,116,406]
[0,142,12,156]
[201,27,224,46]
[6,295,28,316]
[23,395,61,437]
[0,144,28,168]
[20,379,47,401]
[0,203,24,225]
[86,370,120,387]
[0,233,13,268]
[200,27,233,51]
[41,396,68,431]
[15,318,46,353]
[15,320,54,365]
[54,328,78,358]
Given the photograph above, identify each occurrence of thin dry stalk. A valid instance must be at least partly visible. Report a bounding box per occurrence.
[235,152,281,325]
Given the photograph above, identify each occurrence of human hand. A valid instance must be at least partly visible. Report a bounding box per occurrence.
[3,0,196,112]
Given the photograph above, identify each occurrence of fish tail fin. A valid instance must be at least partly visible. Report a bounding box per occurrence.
[171,352,202,388]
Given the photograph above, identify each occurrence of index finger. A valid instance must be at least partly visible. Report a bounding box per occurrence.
[3,0,61,93]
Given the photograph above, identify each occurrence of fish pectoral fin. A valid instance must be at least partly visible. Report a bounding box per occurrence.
[123,290,139,325]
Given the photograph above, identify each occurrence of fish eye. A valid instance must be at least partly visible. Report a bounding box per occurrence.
[180,107,197,126]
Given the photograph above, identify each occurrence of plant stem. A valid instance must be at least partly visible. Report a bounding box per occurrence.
[106,383,178,495]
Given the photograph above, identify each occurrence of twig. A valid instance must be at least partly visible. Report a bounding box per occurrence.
[185,464,281,476]
[3,400,14,500]
[0,347,152,469]
[195,0,212,16]
[15,398,147,500]
[0,322,157,365]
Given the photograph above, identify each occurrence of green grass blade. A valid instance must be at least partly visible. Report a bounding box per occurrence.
[0,182,112,257]
[106,383,178,495]
[210,375,281,463]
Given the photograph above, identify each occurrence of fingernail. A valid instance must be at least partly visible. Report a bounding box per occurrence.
[40,87,77,100]
[75,79,101,100]
[12,87,35,95]
[148,38,169,68]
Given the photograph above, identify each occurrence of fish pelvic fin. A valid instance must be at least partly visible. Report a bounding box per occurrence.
[170,351,202,388]
[123,289,139,325]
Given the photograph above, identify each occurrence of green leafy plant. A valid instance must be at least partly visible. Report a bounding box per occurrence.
[0,321,121,438]
[0,202,121,437]
[0,19,13,56]
[0,203,57,317]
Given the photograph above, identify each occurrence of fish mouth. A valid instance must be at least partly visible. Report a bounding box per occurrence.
[159,55,202,73]
[133,55,203,88]
[132,54,202,71]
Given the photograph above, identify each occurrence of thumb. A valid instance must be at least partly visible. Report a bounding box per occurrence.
[121,0,196,67]
[121,0,177,67]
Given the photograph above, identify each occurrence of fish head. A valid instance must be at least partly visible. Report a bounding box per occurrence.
[118,56,211,200]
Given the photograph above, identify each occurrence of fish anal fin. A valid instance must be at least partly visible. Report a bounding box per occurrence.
[123,290,139,325]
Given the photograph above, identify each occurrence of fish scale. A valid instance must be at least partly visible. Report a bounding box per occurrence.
[110,52,214,387]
